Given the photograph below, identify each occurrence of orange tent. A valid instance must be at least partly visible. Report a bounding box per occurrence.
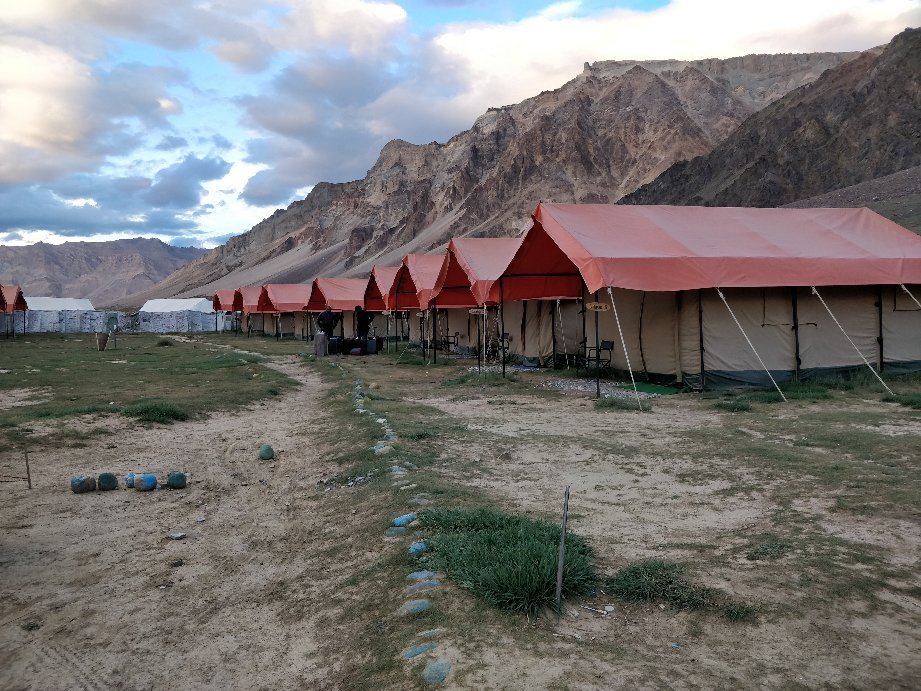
[1,284,26,313]
[258,284,312,312]
[389,254,447,310]
[305,278,367,312]
[238,286,263,314]
[364,266,400,311]
[434,237,523,307]
[212,289,238,311]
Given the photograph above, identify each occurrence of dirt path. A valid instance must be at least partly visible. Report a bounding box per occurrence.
[0,357,337,691]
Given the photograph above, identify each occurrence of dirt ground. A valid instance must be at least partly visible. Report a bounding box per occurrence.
[2,349,920,690]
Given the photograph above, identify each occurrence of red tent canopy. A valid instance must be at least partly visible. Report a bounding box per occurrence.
[435,237,524,307]
[238,286,263,314]
[258,284,312,312]
[526,202,921,294]
[212,289,237,311]
[306,278,367,311]
[389,254,447,310]
[500,219,584,301]
[365,266,400,311]
[1,285,26,313]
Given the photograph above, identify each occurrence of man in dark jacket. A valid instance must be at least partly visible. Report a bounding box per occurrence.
[315,306,340,356]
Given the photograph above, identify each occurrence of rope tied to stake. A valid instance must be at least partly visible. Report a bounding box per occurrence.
[606,288,643,411]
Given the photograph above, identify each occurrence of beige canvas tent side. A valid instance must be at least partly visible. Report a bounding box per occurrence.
[501,203,921,388]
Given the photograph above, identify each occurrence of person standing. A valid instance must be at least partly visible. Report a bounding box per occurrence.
[315,306,340,357]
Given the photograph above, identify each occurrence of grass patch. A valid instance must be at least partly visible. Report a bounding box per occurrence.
[594,396,649,412]
[123,400,189,423]
[444,371,518,387]
[882,392,921,409]
[745,536,791,561]
[607,559,754,621]
[715,399,751,412]
[417,507,596,614]
[156,338,174,347]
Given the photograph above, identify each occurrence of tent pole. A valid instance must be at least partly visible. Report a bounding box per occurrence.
[792,289,801,382]
[594,291,600,399]
[877,286,884,373]
[432,304,437,364]
[477,309,482,374]
[607,288,643,410]
[812,286,893,394]
[698,290,704,390]
[716,288,786,402]
[500,278,506,378]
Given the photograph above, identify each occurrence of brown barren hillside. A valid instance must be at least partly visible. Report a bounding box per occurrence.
[622,28,921,208]
[122,50,859,307]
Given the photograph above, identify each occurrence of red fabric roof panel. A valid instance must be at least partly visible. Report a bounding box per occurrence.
[212,289,237,311]
[438,237,524,306]
[389,254,447,310]
[306,277,368,311]
[238,286,263,314]
[531,203,921,293]
[365,266,400,311]
[259,284,312,312]
[1,285,26,313]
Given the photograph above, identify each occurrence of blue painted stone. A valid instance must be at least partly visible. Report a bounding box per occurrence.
[134,473,157,491]
[408,541,428,557]
[124,472,135,488]
[97,472,118,491]
[392,513,417,527]
[422,660,451,685]
[402,643,436,660]
[416,628,446,640]
[70,474,96,493]
[406,570,439,581]
[396,599,431,616]
[384,432,398,441]
[384,527,407,537]
[166,471,187,489]
[404,580,440,595]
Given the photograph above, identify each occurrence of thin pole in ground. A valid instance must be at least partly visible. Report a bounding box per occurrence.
[24,448,32,489]
[555,484,571,613]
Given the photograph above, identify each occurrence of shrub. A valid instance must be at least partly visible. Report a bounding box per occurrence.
[595,396,648,412]
[715,399,751,413]
[123,400,189,423]
[156,338,174,347]
[418,508,596,614]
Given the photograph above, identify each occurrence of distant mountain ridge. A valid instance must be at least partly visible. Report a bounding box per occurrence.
[0,238,206,308]
[123,49,861,306]
[621,28,921,207]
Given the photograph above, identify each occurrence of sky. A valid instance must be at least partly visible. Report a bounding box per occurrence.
[0,1,918,249]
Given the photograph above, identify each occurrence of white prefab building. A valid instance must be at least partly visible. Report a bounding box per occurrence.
[138,298,231,333]
[14,296,135,334]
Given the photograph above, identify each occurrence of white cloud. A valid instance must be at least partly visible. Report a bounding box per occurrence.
[274,0,408,56]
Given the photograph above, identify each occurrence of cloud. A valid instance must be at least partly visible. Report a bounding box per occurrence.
[155,135,189,151]
[145,155,232,209]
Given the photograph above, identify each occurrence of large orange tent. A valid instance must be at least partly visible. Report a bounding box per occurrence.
[364,266,402,348]
[501,202,921,388]
[212,289,238,312]
[237,286,270,335]
[256,284,313,339]
[389,254,447,354]
[305,278,368,340]
[1,284,26,337]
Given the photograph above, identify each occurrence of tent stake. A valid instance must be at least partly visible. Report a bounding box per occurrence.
[812,287,894,395]
[24,449,32,490]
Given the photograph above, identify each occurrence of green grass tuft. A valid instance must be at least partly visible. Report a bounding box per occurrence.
[883,392,921,409]
[745,537,791,561]
[594,396,649,412]
[418,507,596,614]
[723,603,758,622]
[123,400,189,423]
[715,399,751,413]
[156,338,174,347]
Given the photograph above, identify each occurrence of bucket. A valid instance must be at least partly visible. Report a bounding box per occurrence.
[134,473,157,491]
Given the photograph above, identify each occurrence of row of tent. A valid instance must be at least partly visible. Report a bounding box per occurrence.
[210,202,921,389]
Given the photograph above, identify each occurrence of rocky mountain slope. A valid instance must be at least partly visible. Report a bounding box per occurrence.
[0,239,205,308]
[622,28,921,207]
[784,164,921,234]
[127,50,860,305]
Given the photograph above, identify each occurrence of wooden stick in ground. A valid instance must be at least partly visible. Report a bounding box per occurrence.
[555,484,571,613]
[24,449,32,489]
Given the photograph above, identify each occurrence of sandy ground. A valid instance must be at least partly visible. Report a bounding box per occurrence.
[0,358,341,691]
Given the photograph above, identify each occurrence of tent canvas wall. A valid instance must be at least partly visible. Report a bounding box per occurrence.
[503,203,921,387]
[138,297,226,333]
[306,277,369,338]
[238,286,270,334]
[258,284,313,338]
[364,266,402,342]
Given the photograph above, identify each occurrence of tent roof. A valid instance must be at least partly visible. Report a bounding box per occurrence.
[238,286,263,313]
[212,289,237,311]
[258,283,312,312]
[390,254,447,310]
[1,284,26,313]
[365,266,400,311]
[140,298,214,313]
[24,297,95,311]
[437,237,523,306]
[528,203,921,293]
[306,277,367,311]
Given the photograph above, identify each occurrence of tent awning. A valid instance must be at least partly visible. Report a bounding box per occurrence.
[1,284,26,312]
[528,203,921,294]
[213,290,237,311]
[306,277,367,311]
[389,254,447,310]
[258,284,312,312]
[435,237,524,307]
[365,266,400,311]
[238,286,264,314]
